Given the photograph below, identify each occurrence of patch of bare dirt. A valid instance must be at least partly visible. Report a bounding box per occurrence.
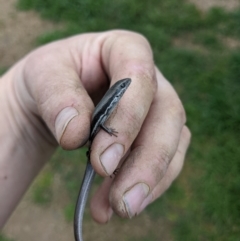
[173,34,208,53]
[222,37,240,48]
[3,173,74,241]
[0,0,61,67]
[188,0,240,11]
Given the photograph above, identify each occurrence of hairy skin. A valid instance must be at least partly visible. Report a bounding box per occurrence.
[0,30,191,228]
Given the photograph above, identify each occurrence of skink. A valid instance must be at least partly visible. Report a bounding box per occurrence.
[74,78,132,241]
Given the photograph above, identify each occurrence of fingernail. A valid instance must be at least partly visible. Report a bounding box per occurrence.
[55,107,78,143]
[100,143,124,175]
[123,183,150,218]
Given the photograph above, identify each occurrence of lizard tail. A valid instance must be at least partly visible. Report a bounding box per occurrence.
[74,161,96,241]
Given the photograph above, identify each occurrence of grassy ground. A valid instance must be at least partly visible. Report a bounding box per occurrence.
[0,68,7,76]
[0,235,13,241]
[3,0,239,240]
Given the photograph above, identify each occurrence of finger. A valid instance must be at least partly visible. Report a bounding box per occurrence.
[19,42,94,149]
[109,69,187,218]
[90,30,157,176]
[90,149,130,223]
[139,126,191,213]
[90,126,191,222]
[90,177,113,223]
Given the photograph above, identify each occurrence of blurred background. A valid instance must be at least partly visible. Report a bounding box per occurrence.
[1,0,240,240]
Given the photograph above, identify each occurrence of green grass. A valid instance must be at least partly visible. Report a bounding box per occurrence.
[0,68,7,76]
[16,0,240,240]
[31,170,53,205]
[193,30,223,50]
[0,235,14,241]
[63,203,75,222]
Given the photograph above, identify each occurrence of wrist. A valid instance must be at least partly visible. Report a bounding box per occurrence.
[0,65,56,228]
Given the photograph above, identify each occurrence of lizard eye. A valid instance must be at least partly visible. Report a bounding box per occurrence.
[120,83,126,88]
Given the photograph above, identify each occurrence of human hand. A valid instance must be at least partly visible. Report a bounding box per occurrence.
[0,30,191,227]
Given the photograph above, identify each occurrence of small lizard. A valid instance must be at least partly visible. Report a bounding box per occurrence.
[74,78,132,241]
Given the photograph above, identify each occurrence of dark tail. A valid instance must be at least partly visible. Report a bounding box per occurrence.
[74,161,96,241]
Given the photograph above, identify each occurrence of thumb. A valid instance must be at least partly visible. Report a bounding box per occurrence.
[19,46,94,149]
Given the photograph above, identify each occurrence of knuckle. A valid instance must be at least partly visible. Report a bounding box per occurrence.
[181,126,192,146]
[26,48,46,68]
[153,145,171,178]
[24,44,63,77]
[126,60,156,88]
[129,31,152,48]
[111,29,151,45]
[182,125,192,142]
[167,97,186,124]
[109,31,156,91]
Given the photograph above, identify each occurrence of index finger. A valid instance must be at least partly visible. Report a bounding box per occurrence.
[90,30,157,176]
